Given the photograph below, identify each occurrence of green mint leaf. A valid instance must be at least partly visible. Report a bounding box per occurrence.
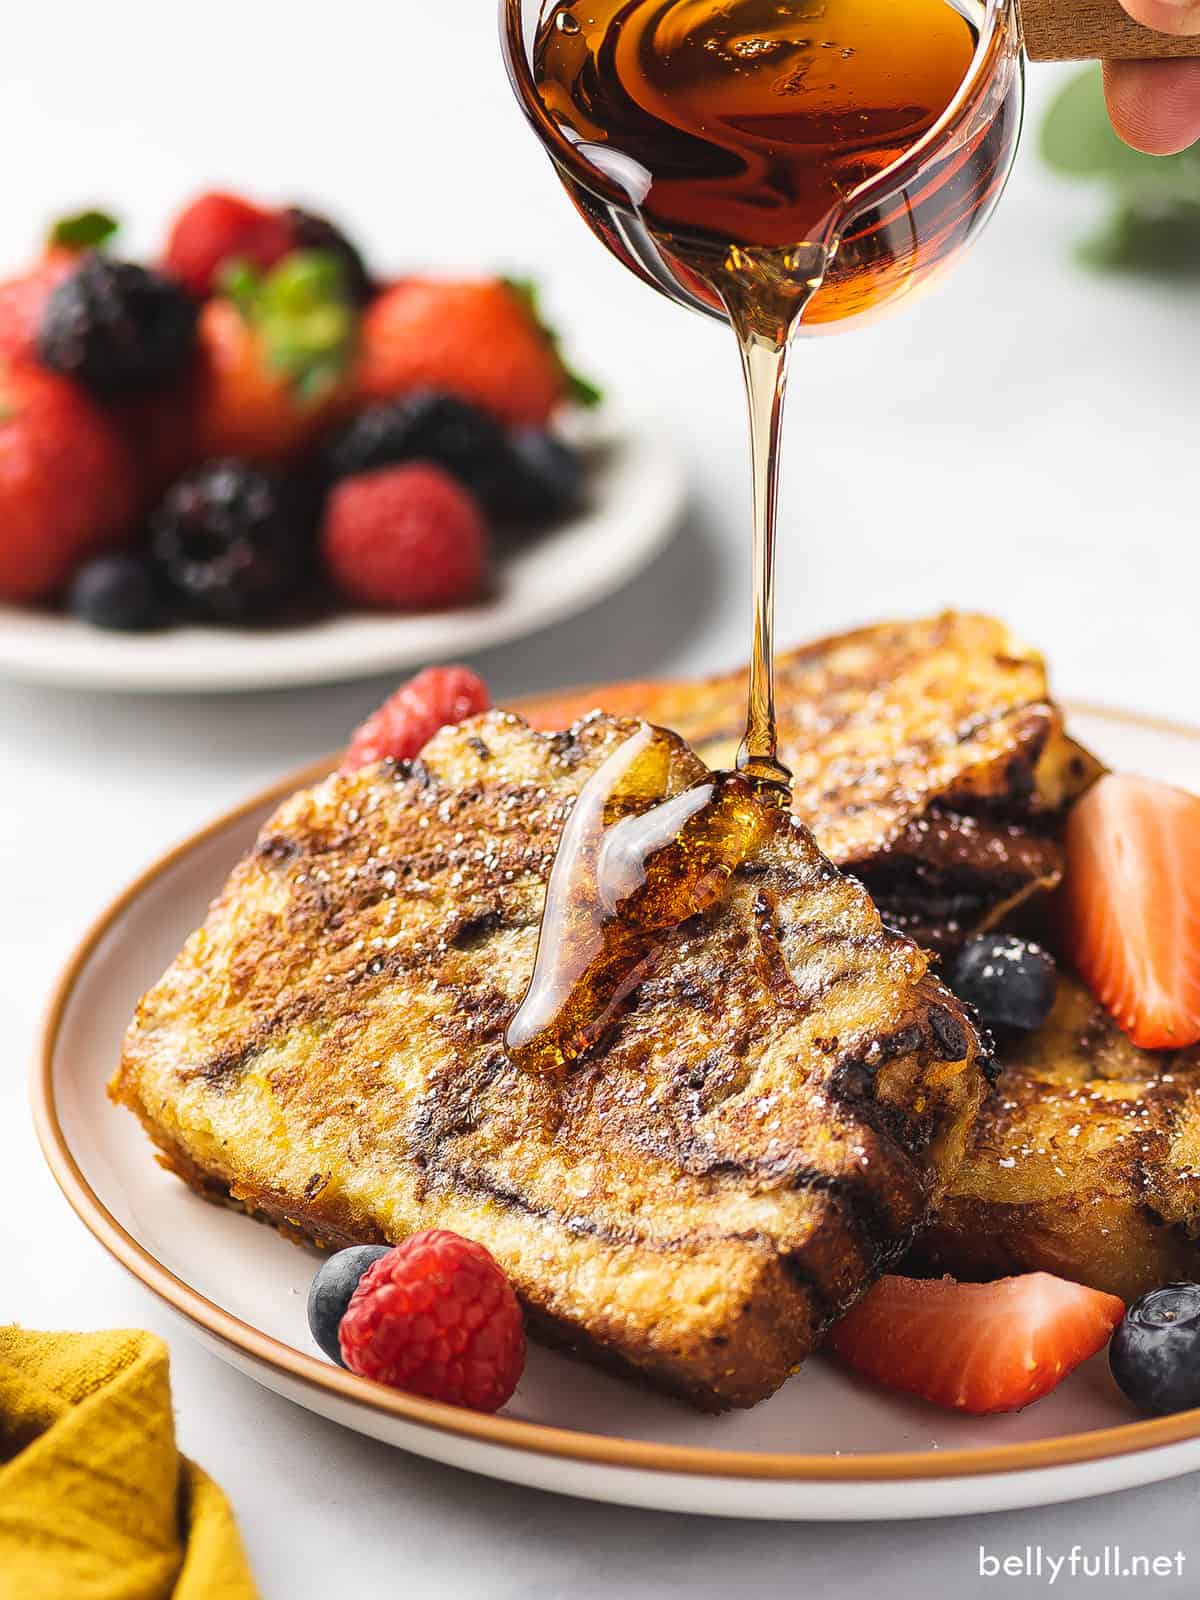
[49,209,120,252]
[502,274,604,411]
[1042,66,1200,273]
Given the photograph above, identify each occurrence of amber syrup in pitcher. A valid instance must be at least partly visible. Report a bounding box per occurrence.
[505,0,998,1072]
[516,0,1019,329]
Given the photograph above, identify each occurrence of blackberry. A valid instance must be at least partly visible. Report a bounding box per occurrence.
[323,392,511,513]
[149,461,302,623]
[284,207,374,305]
[38,256,197,397]
[493,427,585,525]
[67,553,164,632]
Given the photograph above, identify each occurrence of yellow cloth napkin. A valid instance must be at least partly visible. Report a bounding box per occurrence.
[0,1327,258,1600]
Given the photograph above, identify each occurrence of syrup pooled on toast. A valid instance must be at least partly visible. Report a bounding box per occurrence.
[505,0,985,1071]
[506,725,770,1073]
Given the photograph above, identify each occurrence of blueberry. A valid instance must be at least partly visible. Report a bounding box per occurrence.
[307,1245,391,1365]
[67,553,164,632]
[1110,1284,1200,1415]
[493,428,586,526]
[948,935,1057,1032]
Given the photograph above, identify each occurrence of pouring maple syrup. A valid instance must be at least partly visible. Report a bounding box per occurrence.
[503,0,1004,1072]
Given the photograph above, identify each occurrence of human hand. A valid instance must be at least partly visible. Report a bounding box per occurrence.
[1104,2,1200,152]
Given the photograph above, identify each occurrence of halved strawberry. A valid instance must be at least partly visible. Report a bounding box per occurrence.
[828,1273,1124,1414]
[521,679,665,732]
[1062,773,1200,1050]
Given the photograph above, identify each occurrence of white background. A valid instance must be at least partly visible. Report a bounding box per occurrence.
[3,4,1199,1595]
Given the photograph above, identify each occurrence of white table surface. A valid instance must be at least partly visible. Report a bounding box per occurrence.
[4,7,1199,1595]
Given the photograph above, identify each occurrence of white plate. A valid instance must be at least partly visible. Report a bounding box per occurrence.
[0,421,685,694]
[34,705,1200,1520]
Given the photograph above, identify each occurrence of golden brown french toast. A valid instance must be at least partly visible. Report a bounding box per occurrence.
[526,612,1101,950]
[112,712,987,1410]
[915,975,1200,1303]
[529,615,1200,1307]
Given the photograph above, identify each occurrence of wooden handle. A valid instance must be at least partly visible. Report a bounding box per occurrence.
[1021,0,1200,60]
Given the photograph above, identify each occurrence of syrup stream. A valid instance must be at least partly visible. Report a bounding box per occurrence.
[504,0,980,1072]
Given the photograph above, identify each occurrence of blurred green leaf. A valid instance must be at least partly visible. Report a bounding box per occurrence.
[1042,65,1200,273]
[1078,205,1200,276]
[1040,67,1122,176]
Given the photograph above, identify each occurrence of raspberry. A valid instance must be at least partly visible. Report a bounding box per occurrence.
[320,463,488,612]
[38,256,198,397]
[163,192,294,299]
[338,1230,525,1412]
[342,665,490,772]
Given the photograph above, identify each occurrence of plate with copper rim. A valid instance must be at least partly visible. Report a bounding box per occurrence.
[0,418,685,694]
[32,701,1200,1521]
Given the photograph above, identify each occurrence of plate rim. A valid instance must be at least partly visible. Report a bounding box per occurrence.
[32,695,1200,1486]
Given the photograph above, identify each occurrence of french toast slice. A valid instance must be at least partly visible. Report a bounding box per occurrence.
[914,974,1200,1303]
[112,712,987,1410]
[525,612,1102,950]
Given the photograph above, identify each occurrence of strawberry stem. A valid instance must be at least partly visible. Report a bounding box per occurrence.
[504,276,603,410]
[220,249,358,402]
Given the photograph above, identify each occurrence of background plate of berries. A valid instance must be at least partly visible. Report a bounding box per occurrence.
[0,197,685,692]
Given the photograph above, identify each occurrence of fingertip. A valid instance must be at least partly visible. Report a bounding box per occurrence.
[1115,0,1200,36]
[1104,59,1200,153]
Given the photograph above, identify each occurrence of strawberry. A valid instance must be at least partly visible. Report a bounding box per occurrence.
[155,254,358,469]
[356,278,599,427]
[521,679,665,731]
[162,192,294,299]
[1062,773,1200,1050]
[828,1273,1125,1415]
[342,665,491,772]
[0,250,76,363]
[0,363,137,601]
[0,213,119,363]
[321,464,488,612]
